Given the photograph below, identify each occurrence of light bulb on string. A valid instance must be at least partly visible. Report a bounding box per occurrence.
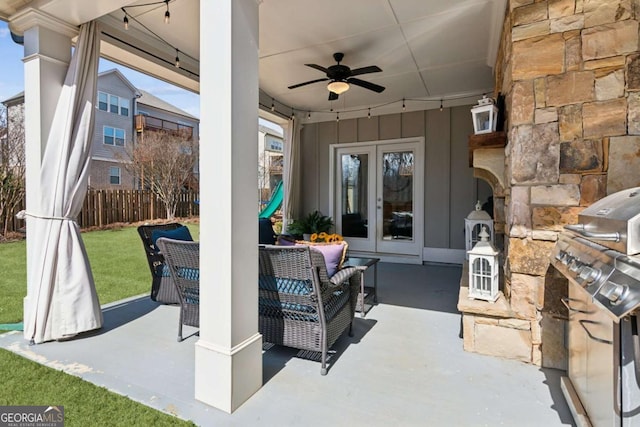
[271,99,275,112]
[368,108,371,119]
[402,98,406,111]
[174,49,180,68]
[336,112,339,122]
[164,0,170,24]
[307,111,311,119]
[123,14,129,30]
[440,99,443,112]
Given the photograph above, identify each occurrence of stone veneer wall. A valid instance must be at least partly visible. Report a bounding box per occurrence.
[460,0,640,368]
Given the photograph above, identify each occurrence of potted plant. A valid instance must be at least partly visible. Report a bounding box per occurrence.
[287,211,334,240]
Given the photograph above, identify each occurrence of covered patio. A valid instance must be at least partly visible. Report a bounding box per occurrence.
[7,0,638,421]
[0,262,573,425]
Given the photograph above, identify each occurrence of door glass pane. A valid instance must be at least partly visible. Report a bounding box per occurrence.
[341,153,368,238]
[382,151,413,241]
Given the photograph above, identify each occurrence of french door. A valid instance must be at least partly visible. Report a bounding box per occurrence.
[332,139,424,257]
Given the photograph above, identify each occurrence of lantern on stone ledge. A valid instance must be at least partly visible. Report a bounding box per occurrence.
[468,227,500,302]
[465,201,494,259]
[470,95,498,134]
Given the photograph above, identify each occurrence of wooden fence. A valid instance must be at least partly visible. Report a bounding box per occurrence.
[4,189,199,233]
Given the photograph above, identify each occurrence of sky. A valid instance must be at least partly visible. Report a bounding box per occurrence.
[0,21,202,118]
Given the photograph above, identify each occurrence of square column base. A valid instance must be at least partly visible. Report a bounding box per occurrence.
[194,333,262,413]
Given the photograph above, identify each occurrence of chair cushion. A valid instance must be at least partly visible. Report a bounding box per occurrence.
[297,241,348,277]
[151,226,193,250]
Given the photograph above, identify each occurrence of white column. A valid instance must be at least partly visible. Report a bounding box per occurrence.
[197,0,262,413]
[10,12,76,331]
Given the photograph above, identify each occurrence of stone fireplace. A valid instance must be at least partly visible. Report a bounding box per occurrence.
[458,0,640,369]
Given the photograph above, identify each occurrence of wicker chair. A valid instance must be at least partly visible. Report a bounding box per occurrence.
[156,238,200,342]
[137,223,183,304]
[258,245,360,375]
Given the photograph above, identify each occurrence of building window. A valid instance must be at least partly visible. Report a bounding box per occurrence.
[97,91,129,116]
[109,167,121,185]
[120,98,129,116]
[109,95,119,114]
[98,92,108,111]
[104,126,125,146]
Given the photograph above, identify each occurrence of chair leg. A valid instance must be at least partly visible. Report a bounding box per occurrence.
[177,310,184,342]
[349,321,354,337]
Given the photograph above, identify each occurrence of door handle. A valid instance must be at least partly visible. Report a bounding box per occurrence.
[579,319,613,344]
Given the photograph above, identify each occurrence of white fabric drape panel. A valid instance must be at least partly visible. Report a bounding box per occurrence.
[282,118,301,230]
[24,21,102,344]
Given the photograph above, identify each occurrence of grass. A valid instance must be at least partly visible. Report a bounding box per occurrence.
[0,222,200,426]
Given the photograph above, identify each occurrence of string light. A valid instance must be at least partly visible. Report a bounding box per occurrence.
[119,1,198,74]
[174,49,180,68]
[164,0,170,24]
[291,108,295,120]
[259,93,485,121]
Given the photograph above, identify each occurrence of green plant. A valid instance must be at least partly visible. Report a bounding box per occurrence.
[287,211,333,236]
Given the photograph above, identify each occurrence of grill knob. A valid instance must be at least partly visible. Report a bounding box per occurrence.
[578,266,601,283]
[600,282,628,304]
[569,259,583,273]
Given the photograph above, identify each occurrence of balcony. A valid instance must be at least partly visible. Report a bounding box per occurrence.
[135,114,194,140]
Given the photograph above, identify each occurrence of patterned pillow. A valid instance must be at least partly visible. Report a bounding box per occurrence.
[296,240,348,277]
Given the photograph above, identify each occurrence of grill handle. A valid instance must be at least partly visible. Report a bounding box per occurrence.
[579,319,613,345]
[561,297,590,314]
[564,224,621,242]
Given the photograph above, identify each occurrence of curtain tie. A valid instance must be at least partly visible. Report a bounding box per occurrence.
[16,210,75,222]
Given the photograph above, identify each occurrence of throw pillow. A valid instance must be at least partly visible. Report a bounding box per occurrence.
[296,240,348,277]
[151,225,193,250]
[276,235,297,246]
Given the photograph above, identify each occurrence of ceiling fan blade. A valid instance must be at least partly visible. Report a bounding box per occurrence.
[347,77,385,93]
[288,78,329,90]
[305,63,329,73]
[328,91,339,101]
[349,65,382,76]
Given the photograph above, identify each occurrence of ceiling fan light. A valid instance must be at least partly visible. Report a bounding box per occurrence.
[327,81,349,95]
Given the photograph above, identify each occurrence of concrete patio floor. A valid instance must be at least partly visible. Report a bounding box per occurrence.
[0,263,574,426]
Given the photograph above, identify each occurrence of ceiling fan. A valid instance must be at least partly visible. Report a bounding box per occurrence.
[288,52,385,100]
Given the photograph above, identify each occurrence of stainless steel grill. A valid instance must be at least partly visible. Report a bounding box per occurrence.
[550,187,640,427]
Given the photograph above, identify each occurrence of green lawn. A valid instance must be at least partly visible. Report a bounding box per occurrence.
[0,222,200,426]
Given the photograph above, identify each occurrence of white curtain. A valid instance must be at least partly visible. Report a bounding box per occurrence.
[282,118,302,231]
[23,21,102,344]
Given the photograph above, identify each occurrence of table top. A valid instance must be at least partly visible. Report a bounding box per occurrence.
[343,257,380,269]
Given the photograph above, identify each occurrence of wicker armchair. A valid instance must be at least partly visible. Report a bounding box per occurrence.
[137,223,183,304]
[258,245,360,375]
[156,238,200,342]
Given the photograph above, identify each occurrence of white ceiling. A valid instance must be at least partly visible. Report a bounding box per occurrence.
[4,0,507,120]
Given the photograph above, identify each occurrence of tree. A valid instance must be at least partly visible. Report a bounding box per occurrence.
[125,129,198,220]
[0,104,26,238]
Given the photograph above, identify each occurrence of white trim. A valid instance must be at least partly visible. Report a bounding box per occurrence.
[10,8,78,38]
[422,247,465,265]
[22,53,69,67]
[92,156,130,164]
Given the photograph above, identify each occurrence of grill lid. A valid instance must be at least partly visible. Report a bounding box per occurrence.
[568,187,640,255]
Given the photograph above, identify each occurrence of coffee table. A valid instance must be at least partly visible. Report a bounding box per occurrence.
[342,257,379,317]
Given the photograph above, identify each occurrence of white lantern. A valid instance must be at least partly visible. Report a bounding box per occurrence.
[465,201,494,259]
[468,227,500,302]
[470,96,499,134]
